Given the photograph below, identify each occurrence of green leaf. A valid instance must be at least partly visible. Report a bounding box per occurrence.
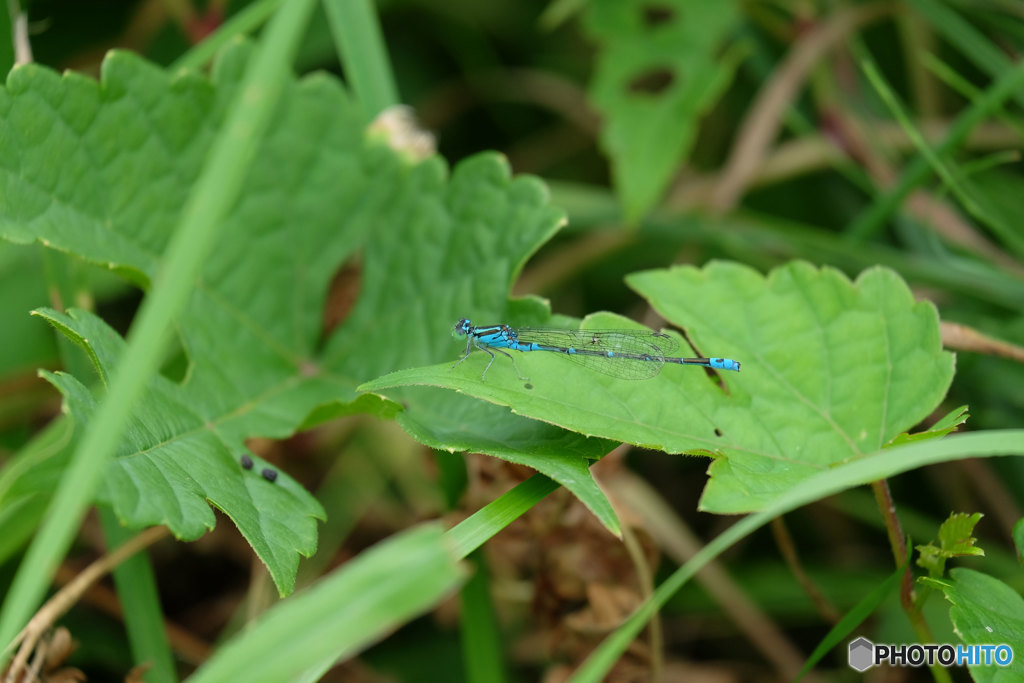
[583,0,740,222]
[888,405,968,447]
[916,544,945,578]
[366,261,956,514]
[919,568,1024,682]
[362,307,734,530]
[364,310,730,455]
[1,42,375,592]
[311,146,619,528]
[631,261,955,512]
[916,512,985,577]
[2,0,322,645]
[937,512,986,557]
[2,44,599,584]
[38,307,325,583]
[396,390,621,534]
[2,46,333,590]
[187,523,465,683]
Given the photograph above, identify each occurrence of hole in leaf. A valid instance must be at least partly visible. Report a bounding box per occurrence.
[318,258,363,353]
[627,67,675,95]
[642,5,675,26]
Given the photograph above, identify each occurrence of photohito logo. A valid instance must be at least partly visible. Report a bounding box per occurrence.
[848,637,1013,671]
[849,637,874,672]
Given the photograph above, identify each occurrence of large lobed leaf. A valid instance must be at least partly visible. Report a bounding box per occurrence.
[630,261,956,511]
[365,261,956,514]
[1,44,609,588]
[37,307,324,583]
[1,44,380,591]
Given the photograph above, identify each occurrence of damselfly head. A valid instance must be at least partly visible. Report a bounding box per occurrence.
[453,318,472,338]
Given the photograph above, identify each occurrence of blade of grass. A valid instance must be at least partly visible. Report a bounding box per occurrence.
[569,430,1024,682]
[794,544,911,680]
[171,0,283,72]
[42,246,176,682]
[0,0,319,655]
[446,473,560,559]
[461,552,508,683]
[323,0,399,123]
[737,22,875,196]
[921,53,1024,141]
[188,524,464,683]
[846,56,1024,242]
[908,0,1024,109]
[100,511,176,683]
[545,182,1024,313]
[0,418,74,566]
[857,47,1023,260]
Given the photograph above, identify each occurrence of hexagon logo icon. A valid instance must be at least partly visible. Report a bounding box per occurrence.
[849,637,874,672]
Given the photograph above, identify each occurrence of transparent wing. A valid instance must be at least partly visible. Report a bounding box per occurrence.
[514,327,679,354]
[513,328,675,380]
[556,349,665,380]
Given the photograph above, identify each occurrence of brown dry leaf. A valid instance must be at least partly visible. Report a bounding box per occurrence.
[43,627,77,672]
[124,662,152,683]
[455,454,660,674]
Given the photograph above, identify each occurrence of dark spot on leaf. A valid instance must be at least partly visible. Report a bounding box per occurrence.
[240,454,253,470]
[524,383,533,390]
[628,67,675,95]
[714,428,723,437]
[261,468,278,483]
[642,5,674,26]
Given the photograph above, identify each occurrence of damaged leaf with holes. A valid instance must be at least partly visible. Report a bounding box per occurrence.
[584,0,742,222]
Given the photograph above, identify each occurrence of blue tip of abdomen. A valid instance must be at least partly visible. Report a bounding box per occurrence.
[710,358,741,372]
